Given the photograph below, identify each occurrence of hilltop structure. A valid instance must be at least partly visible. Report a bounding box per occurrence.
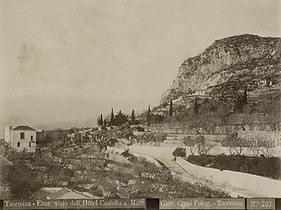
[4,126,36,153]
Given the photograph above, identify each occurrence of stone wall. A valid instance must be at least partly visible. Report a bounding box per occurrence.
[147,122,278,134]
[147,123,281,145]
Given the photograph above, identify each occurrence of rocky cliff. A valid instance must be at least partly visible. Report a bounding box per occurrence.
[161,34,281,104]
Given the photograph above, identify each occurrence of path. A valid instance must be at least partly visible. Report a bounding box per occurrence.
[127,145,280,197]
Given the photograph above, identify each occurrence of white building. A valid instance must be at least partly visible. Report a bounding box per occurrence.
[5,126,36,153]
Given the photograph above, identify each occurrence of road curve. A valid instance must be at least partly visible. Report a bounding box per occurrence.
[128,145,280,197]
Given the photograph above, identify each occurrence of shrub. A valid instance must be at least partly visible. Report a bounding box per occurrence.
[183,136,197,155]
[5,162,43,199]
[121,149,137,163]
[136,132,166,146]
[222,131,246,155]
[187,154,281,179]
[172,147,186,157]
[196,135,214,155]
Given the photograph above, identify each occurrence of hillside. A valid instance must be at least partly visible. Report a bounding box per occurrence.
[161,34,281,105]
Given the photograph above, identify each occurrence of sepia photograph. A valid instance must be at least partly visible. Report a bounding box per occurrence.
[0,0,281,205]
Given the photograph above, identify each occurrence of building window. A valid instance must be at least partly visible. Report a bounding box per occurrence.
[17,142,20,147]
[20,132,25,139]
[31,136,33,140]
[29,142,31,147]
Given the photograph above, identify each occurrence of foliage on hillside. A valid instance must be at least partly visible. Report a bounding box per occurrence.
[187,154,281,180]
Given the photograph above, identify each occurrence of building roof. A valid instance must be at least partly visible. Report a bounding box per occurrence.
[13,126,36,131]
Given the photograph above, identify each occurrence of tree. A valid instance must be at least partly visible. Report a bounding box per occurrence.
[195,135,213,155]
[189,117,203,134]
[131,109,135,125]
[151,114,164,124]
[201,118,217,134]
[239,111,256,131]
[257,95,280,131]
[222,133,236,155]
[193,97,199,115]
[178,120,190,134]
[260,139,275,157]
[154,132,166,146]
[246,137,262,157]
[267,112,281,131]
[234,94,243,113]
[215,102,229,125]
[222,132,246,155]
[114,110,129,126]
[41,134,54,145]
[103,118,109,127]
[97,114,104,126]
[169,99,173,117]
[183,136,196,155]
[6,161,43,199]
[6,149,34,164]
[100,114,103,126]
[168,117,180,133]
[147,105,151,126]
[110,108,115,126]
[153,124,164,133]
[0,139,11,158]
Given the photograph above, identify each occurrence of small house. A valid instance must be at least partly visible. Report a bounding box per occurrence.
[5,125,36,153]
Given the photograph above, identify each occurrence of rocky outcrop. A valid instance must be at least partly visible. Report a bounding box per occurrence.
[161,34,281,104]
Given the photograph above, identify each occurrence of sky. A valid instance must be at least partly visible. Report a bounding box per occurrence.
[0,0,280,131]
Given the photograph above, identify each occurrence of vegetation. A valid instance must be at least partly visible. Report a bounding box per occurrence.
[98,109,132,127]
[139,132,166,145]
[3,149,75,199]
[222,131,275,157]
[172,147,186,157]
[114,111,129,126]
[110,108,115,126]
[183,135,215,156]
[97,114,104,126]
[222,132,247,155]
[131,109,135,124]
[149,114,165,124]
[187,154,281,180]
[6,161,43,199]
[147,105,151,125]
[183,136,196,155]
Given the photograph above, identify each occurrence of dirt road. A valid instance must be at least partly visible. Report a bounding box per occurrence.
[128,145,281,197]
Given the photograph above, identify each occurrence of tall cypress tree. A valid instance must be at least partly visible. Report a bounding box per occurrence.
[147,105,151,125]
[169,99,173,117]
[100,114,103,126]
[97,114,103,126]
[131,109,135,124]
[110,108,115,126]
